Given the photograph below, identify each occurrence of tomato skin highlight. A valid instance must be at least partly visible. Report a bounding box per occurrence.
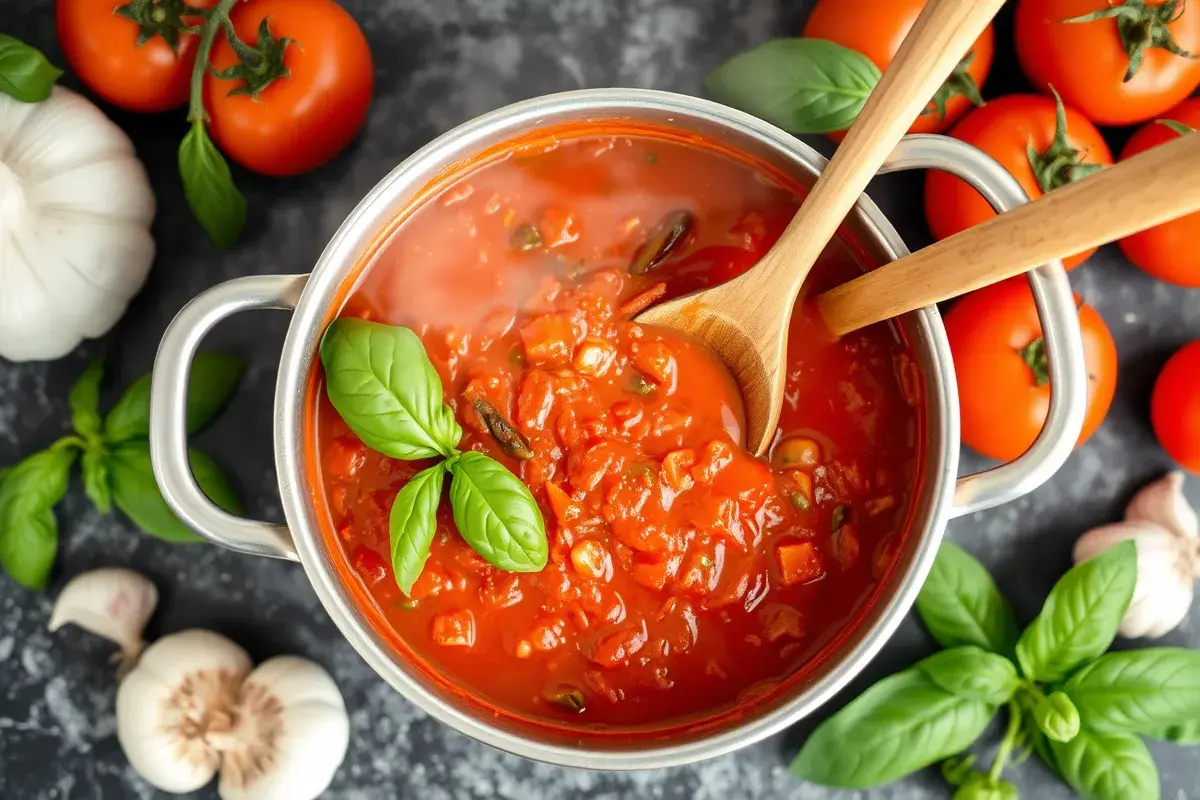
[802,0,994,138]
[1015,0,1200,126]
[205,0,374,177]
[945,278,1117,462]
[1118,100,1200,287]
[925,95,1112,270]
[1152,341,1200,473]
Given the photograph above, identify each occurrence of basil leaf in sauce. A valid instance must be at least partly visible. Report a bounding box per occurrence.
[68,359,105,440]
[0,35,62,103]
[1062,648,1200,735]
[390,463,445,596]
[706,38,881,135]
[1015,541,1137,683]
[1050,730,1158,800]
[916,542,1020,659]
[104,353,243,443]
[790,669,994,788]
[0,446,76,589]
[320,319,462,460]
[179,120,247,248]
[448,450,547,573]
[915,647,1020,707]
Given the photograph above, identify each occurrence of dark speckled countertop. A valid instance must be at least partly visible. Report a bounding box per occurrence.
[3,1,1199,798]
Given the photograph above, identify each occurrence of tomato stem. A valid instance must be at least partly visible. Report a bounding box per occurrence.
[922,51,985,120]
[1017,338,1049,387]
[115,0,197,49]
[1025,87,1104,195]
[1062,0,1197,82]
[218,16,263,70]
[187,0,239,124]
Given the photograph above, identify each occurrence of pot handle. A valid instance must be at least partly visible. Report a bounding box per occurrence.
[878,136,1088,519]
[149,274,309,561]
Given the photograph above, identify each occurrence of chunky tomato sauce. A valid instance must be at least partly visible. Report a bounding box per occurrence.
[312,126,923,729]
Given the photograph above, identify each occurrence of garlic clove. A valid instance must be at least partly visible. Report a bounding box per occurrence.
[1125,471,1199,541]
[117,629,253,794]
[48,568,158,675]
[217,656,350,800]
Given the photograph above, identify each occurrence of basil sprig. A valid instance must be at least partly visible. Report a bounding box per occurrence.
[0,355,244,589]
[320,319,548,595]
[793,540,1200,799]
[0,35,62,103]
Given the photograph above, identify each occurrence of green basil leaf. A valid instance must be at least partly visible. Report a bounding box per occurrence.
[706,38,881,134]
[107,442,241,543]
[1050,729,1158,800]
[916,542,1020,658]
[179,120,246,248]
[1015,541,1138,683]
[69,359,105,440]
[81,449,112,514]
[916,646,1021,706]
[1143,719,1200,745]
[0,447,76,588]
[104,353,243,442]
[0,35,62,103]
[953,773,1018,800]
[448,450,547,572]
[1063,647,1200,735]
[390,463,445,595]
[1033,690,1081,743]
[320,319,462,460]
[790,669,994,788]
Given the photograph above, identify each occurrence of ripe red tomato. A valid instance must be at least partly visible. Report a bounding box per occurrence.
[803,0,994,138]
[1015,0,1200,126]
[205,0,374,177]
[945,278,1118,463]
[1118,100,1200,287]
[56,0,216,112]
[1152,340,1200,472]
[925,95,1112,270]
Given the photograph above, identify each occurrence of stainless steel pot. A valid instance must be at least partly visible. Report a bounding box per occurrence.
[148,89,1087,769]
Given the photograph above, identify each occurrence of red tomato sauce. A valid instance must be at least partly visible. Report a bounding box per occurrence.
[311,126,923,729]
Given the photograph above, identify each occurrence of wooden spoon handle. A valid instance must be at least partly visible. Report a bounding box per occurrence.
[756,0,1007,295]
[816,131,1200,336]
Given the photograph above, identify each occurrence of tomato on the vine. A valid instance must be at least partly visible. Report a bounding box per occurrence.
[1152,340,1200,472]
[803,0,994,137]
[945,278,1118,462]
[925,94,1112,270]
[204,0,374,177]
[1118,100,1200,287]
[1015,0,1200,127]
[57,0,217,112]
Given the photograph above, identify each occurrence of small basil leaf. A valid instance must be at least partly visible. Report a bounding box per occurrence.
[916,542,1020,658]
[916,646,1021,706]
[0,35,62,103]
[448,450,547,572]
[390,463,445,596]
[1015,541,1138,683]
[69,359,105,440]
[0,447,76,588]
[179,120,247,248]
[706,38,881,134]
[1063,647,1200,735]
[1033,690,1081,743]
[1050,729,1158,800]
[81,449,112,514]
[941,753,977,787]
[104,353,243,442]
[953,773,1018,800]
[790,669,994,788]
[320,320,462,460]
[1143,719,1200,745]
[107,442,241,543]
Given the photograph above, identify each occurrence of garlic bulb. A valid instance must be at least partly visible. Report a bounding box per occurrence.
[1074,473,1200,639]
[48,568,158,675]
[0,86,155,361]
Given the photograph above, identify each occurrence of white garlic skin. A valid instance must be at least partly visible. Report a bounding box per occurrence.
[48,568,158,674]
[1126,471,1199,540]
[117,629,252,794]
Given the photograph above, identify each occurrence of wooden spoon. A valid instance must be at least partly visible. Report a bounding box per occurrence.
[636,0,1007,455]
[816,131,1200,335]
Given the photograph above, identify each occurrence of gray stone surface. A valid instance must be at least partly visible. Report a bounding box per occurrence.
[3,0,1199,798]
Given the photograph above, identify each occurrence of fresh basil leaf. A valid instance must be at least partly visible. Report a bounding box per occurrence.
[0,35,62,103]
[916,542,1020,658]
[1033,690,1081,743]
[69,359,105,440]
[790,669,994,788]
[953,773,1018,800]
[0,447,76,588]
[1143,719,1200,745]
[916,646,1021,706]
[81,449,112,514]
[1015,541,1138,683]
[706,38,881,134]
[941,753,977,787]
[320,320,463,460]
[1063,647,1200,735]
[179,120,246,248]
[1050,729,1158,800]
[390,463,445,595]
[448,450,547,572]
[107,442,241,543]
[104,353,243,442]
